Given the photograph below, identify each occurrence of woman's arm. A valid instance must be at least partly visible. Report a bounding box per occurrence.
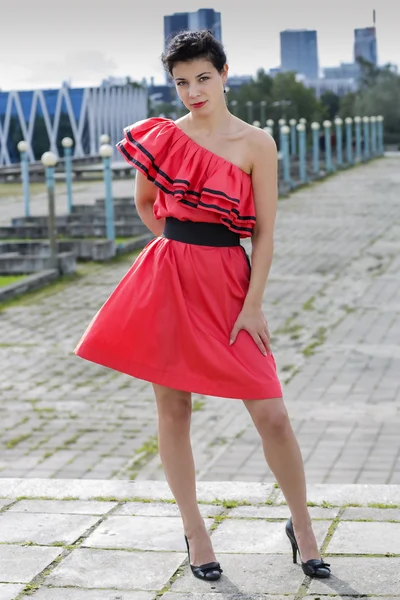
[134,171,165,236]
[244,130,278,309]
[230,129,278,354]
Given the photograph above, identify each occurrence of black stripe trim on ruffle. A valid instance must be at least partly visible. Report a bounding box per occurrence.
[125,131,190,186]
[117,140,255,232]
[221,218,253,233]
[122,135,242,204]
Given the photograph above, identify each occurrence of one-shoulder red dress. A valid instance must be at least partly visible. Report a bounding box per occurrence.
[74,118,282,400]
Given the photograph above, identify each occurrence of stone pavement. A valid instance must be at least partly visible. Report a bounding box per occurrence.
[0,157,399,484]
[0,479,399,599]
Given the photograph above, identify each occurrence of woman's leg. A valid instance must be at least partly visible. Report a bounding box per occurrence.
[153,383,217,566]
[242,397,320,563]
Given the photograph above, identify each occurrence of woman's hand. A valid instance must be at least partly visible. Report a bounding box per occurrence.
[229,306,270,355]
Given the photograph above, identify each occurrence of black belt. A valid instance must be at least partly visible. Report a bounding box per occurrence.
[163,217,240,247]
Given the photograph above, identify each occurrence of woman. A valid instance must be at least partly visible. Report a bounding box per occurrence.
[75,30,330,582]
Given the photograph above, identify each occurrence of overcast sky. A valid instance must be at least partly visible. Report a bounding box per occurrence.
[1,0,398,91]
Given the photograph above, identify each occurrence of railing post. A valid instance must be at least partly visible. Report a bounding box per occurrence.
[323,120,333,172]
[99,143,115,242]
[334,117,343,167]
[311,122,320,175]
[41,151,58,270]
[354,116,362,162]
[281,125,291,187]
[289,119,297,157]
[17,141,30,218]
[62,137,74,213]
[297,123,307,183]
[345,117,353,164]
[363,116,370,160]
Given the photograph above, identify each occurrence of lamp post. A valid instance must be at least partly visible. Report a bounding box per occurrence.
[376,115,384,154]
[260,100,267,125]
[345,117,353,164]
[281,125,291,187]
[354,116,362,161]
[41,151,58,270]
[252,121,261,128]
[246,101,253,124]
[17,140,30,218]
[363,116,370,160]
[323,120,333,172]
[278,118,286,154]
[296,123,307,183]
[370,116,377,156]
[61,137,73,213]
[311,122,320,175]
[99,143,115,242]
[334,117,343,167]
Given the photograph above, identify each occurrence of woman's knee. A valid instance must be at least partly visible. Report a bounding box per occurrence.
[153,384,192,424]
[244,398,290,435]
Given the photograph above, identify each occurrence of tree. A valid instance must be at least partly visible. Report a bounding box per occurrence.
[227,70,324,124]
[227,69,274,122]
[339,62,400,145]
[270,72,324,123]
[320,91,340,120]
[339,92,358,119]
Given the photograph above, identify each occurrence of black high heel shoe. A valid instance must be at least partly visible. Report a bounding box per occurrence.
[285,517,331,578]
[184,535,223,581]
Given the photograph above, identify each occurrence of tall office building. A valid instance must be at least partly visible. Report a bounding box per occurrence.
[164,9,222,48]
[354,27,377,65]
[280,29,319,79]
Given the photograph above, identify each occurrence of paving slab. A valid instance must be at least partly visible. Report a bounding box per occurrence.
[169,554,305,594]
[0,545,62,583]
[0,512,99,545]
[0,585,26,600]
[0,479,275,504]
[328,521,400,554]
[163,595,295,600]
[210,519,331,554]
[83,515,214,551]
[308,557,400,595]
[114,501,223,518]
[275,483,400,506]
[342,506,400,521]
[45,547,186,591]
[25,589,154,600]
[7,499,117,515]
[228,505,339,520]
[304,598,399,600]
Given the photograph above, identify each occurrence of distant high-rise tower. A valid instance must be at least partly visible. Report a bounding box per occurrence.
[354,27,377,65]
[164,9,222,48]
[280,29,319,79]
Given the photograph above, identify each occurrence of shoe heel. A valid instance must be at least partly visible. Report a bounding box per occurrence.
[289,538,298,564]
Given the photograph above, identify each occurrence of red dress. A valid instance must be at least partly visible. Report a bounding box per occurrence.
[74,118,282,400]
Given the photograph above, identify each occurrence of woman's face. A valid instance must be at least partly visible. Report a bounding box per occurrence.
[172,58,228,115]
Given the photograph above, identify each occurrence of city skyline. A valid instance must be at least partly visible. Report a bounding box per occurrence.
[1,0,398,91]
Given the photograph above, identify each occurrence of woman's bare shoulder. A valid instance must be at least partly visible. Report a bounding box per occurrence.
[232,119,276,174]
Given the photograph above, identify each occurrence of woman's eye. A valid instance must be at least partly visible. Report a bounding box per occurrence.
[177,81,186,86]
[199,77,209,82]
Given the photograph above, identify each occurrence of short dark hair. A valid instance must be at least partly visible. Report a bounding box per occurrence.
[161,30,227,76]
